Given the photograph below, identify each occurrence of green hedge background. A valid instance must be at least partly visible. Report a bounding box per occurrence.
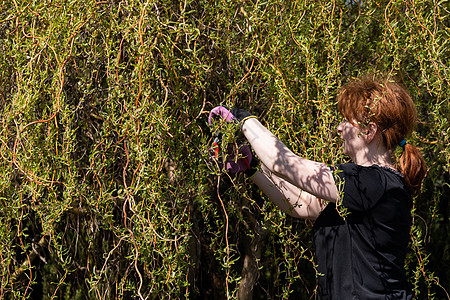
[0,0,448,299]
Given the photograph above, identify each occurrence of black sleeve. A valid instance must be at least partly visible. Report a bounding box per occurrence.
[332,163,387,212]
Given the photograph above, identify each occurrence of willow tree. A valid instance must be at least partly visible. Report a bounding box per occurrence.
[0,0,448,299]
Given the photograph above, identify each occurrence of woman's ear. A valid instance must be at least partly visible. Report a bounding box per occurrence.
[365,122,378,143]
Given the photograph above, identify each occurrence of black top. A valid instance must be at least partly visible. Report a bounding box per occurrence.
[312,163,414,300]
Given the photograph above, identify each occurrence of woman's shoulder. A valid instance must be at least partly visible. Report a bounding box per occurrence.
[332,163,410,211]
[332,163,408,194]
[334,163,403,180]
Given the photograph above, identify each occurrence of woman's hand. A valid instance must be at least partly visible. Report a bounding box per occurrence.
[208,106,236,125]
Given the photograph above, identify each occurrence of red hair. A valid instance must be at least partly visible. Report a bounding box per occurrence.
[337,75,427,195]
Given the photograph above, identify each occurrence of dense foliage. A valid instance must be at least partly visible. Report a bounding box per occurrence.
[0,0,448,299]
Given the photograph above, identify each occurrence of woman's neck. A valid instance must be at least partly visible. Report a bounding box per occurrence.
[353,143,394,169]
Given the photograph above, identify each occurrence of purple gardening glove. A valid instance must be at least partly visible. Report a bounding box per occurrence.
[209,143,252,174]
[225,144,252,173]
[208,106,237,126]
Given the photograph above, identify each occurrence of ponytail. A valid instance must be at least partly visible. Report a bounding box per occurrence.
[397,143,427,196]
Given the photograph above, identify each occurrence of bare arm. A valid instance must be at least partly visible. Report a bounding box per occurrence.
[242,118,339,203]
[251,164,326,219]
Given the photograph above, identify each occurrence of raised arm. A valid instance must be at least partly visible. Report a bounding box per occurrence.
[241,118,339,203]
[251,163,325,219]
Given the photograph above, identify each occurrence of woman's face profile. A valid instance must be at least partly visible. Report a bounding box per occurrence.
[337,118,366,160]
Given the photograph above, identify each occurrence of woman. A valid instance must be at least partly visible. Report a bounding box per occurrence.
[209,75,427,299]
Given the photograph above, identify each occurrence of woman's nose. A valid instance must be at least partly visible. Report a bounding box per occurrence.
[337,121,344,133]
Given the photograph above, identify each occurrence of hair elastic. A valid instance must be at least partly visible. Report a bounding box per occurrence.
[399,139,408,148]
